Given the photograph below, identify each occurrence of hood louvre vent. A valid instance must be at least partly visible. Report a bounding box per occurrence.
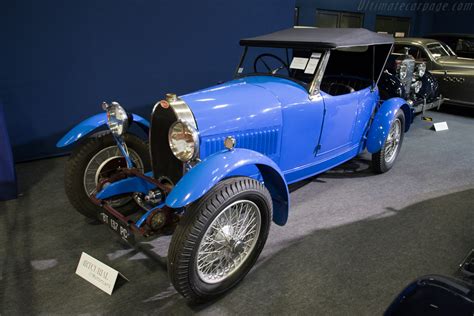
[203,128,279,157]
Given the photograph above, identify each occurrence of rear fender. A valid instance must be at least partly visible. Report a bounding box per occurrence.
[366,97,411,153]
[56,113,150,147]
[166,148,290,226]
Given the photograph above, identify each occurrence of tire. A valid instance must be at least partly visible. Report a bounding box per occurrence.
[64,132,150,219]
[372,109,405,174]
[168,177,272,302]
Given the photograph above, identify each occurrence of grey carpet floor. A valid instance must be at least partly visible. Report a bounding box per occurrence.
[1,109,473,315]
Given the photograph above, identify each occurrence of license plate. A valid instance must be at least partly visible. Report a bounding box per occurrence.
[98,212,135,243]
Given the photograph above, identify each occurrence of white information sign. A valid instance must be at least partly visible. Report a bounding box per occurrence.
[304,53,322,74]
[433,121,449,132]
[289,57,309,70]
[76,252,121,295]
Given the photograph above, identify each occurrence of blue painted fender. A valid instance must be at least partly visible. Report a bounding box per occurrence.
[366,97,411,153]
[95,171,156,200]
[56,113,150,147]
[166,148,290,226]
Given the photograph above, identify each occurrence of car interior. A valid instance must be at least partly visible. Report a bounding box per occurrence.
[239,44,391,97]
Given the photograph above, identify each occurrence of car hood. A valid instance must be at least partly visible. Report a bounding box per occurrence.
[436,56,474,69]
[180,76,309,138]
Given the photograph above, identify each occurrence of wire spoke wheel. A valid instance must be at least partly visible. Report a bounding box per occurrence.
[83,146,144,207]
[168,177,272,301]
[384,118,402,164]
[65,133,150,219]
[196,200,261,284]
[371,109,405,174]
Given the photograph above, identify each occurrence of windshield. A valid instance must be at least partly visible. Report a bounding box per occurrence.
[442,43,457,56]
[236,46,324,89]
[427,42,452,58]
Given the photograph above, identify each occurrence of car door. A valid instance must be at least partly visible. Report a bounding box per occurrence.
[316,91,360,160]
[278,92,325,184]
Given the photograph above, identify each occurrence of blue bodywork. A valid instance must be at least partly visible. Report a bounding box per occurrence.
[166,148,289,225]
[95,171,156,200]
[175,76,409,225]
[367,97,411,153]
[180,76,392,185]
[90,75,409,226]
[56,112,150,147]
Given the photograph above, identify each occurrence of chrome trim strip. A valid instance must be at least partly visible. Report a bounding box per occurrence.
[169,97,198,130]
[309,50,331,96]
[169,97,200,161]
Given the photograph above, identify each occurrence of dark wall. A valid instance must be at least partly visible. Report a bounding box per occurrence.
[432,9,474,34]
[0,0,294,161]
[296,0,474,37]
[295,0,435,36]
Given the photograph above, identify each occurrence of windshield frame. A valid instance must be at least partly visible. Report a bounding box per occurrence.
[442,42,457,56]
[234,45,328,94]
[426,42,452,59]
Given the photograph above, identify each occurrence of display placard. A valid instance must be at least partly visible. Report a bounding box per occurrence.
[75,252,122,295]
[290,57,309,70]
[433,121,449,132]
[304,52,321,74]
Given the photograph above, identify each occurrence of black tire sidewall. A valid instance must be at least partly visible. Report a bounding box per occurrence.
[64,133,150,219]
[191,191,270,296]
[168,177,272,301]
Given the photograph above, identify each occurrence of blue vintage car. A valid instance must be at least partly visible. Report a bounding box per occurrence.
[57,28,412,301]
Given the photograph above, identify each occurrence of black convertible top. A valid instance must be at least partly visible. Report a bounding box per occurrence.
[240,27,394,49]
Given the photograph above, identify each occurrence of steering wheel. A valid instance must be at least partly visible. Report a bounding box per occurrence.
[253,53,290,75]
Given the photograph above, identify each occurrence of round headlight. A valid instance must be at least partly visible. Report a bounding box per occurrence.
[104,102,129,136]
[168,121,199,162]
[413,80,422,93]
[416,63,426,78]
[398,63,408,80]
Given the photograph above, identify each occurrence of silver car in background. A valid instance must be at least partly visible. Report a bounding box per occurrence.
[395,38,474,108]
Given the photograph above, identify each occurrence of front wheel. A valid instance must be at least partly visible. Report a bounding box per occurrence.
[372,109,405,173]
[64,132,150,219]
[167,177,272,302]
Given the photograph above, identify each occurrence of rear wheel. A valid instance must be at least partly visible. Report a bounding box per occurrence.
[167,177,272,302]
[372,109,405,173]
[64,133,150,219]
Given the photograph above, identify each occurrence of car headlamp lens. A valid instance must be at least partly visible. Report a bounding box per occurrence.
[104,102,129,136]
[413,80,422,93]
[416,63,426,78]
[168,121,198,162]
[398,63,408,80]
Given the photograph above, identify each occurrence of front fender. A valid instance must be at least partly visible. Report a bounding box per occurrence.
[56,113,150,147]
[166,148,290,226]
[366,97,411,153]
[95,171,156,200]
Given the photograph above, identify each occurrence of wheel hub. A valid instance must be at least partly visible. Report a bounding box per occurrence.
[83,146,144,207]
[196,200,261,284]
[230,239,245,256]
[384,119,402,164]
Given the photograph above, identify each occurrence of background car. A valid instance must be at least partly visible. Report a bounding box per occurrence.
[426,33,474,59]
[379,49,442,113]
[394,38,474,108]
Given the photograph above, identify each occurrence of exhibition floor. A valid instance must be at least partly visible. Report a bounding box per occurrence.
[1,109,473,314]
